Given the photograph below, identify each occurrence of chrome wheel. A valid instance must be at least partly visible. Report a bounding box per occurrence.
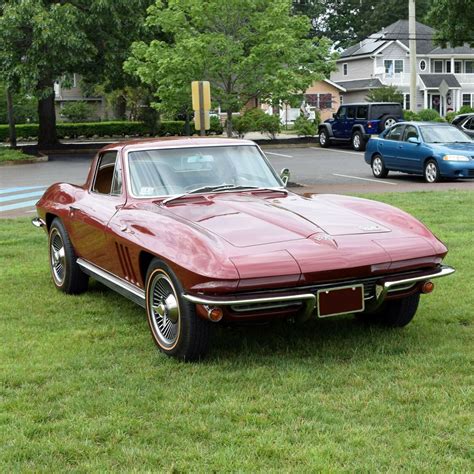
[373,157,383,176]
[353,134,360,149]
[319,131,326,145]
[50,228,66,285]
[384,118,396,129]
[425,161,439,183]
[148,271,180,348]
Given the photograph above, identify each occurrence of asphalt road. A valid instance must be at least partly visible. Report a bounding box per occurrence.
[1,146,472,218]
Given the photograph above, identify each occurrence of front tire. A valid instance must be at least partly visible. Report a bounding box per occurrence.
[371,154,389,178]
[319,129,330,148]
[352,131,366,151]
[424,159,440,183]
[145,259,211,360]
[48,218,89,294]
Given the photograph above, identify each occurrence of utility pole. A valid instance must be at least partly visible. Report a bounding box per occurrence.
[409,0,417,112]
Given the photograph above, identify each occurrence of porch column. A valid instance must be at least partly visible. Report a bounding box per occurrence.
[451,57,455,74]
[423,89,428,109]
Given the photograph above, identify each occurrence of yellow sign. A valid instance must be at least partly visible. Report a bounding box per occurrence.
[191,81,211,111]
[194,112,210,131]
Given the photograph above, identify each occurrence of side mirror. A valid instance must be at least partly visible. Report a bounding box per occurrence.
[280,168,290,187]
[408,137,421,144]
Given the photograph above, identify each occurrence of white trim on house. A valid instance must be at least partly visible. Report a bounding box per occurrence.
[324,79,346,92]
[395,40,410,52]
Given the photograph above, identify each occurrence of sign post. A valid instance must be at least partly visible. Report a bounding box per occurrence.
[192,81,211,136]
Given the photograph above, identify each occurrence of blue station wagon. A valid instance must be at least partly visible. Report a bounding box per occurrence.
[364,122,474,183]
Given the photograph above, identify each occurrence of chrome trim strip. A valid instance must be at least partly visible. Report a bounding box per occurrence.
[77,258,146,308]
[32,217,46,228]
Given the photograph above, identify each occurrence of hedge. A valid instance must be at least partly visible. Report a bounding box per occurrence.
[0,121,187,141]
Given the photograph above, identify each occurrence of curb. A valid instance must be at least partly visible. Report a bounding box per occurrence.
[0,152,48,166]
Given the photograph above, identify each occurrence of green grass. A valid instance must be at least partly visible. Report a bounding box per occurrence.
[1,191,473,471]
[0,147,33,163]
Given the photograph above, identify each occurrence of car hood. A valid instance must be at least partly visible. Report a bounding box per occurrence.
[432,142,474,154]
[164,192,392,248]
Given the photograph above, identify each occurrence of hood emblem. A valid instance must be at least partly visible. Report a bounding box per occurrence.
[312,233,338,248]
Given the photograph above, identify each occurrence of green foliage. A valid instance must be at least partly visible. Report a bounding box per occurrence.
[458,105,474,114]
[367,86,403,104]
[60,102,95,122]
[428,0,474,47]
[445,111,457,123]
[0,148,33,163]
[231,108,281,138]
[207,116,224,135]
[126,0,336,136]
[0,83,38,124]
[403,110,420,121]
[0,121,186,141]
[293,115,317,136]
[417,109,445,122]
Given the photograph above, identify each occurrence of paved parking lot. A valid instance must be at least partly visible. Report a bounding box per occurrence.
[0,145,472,218]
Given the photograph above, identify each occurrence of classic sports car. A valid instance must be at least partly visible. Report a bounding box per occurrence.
[33,137,454,360]
[364,122,474,182]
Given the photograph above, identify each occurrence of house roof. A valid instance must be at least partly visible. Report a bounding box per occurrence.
[419,74,461,89]
[323,79,346,92]
[340,20,474,59]
[335,78,383,91]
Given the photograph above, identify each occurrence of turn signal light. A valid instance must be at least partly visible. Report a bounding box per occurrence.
[421,281,434,294]
[207,307,223,322]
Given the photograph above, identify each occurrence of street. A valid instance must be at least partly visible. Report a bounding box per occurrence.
[0,145,472,218]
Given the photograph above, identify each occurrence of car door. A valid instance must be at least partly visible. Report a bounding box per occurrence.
[332,106,347,138]
[378,124,405,168]
[344,106,356,137]
[68,151,126,271]
[397,124,423,172]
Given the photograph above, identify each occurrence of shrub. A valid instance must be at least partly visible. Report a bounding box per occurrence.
[403,109,420,121]
[458,105,474,114]
[258,113,281,139]
[417,109,444,122]
[293,116,316,136]
[60,101,95,122]
[445,111,457,123]
[207,116,224,135]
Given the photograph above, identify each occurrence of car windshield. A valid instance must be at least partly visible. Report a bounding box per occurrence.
[127,145,282,197]
[419,125,472,144]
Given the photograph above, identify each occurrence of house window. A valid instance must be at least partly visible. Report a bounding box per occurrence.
[384,60,393,74]
[462,94,472,107]
[404,94,410,110]
[384,59,404,75]
[343,63,348,76]
[319,93,333,109]
[419,60,427,71]
[465,61,474,73]
[446,61,451,73]
[454,61,462,74]
[340,95,344,105]
[433,60,443,73]
[394,60,404,73]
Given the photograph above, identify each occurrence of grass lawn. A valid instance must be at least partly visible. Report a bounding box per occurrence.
[0,147,33,163]
[0,191,472,471]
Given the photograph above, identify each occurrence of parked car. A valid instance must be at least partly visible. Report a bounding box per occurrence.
[365,122,474,183]
[451,113,474,139]
[33,137,454,360]
[318,102,403,151]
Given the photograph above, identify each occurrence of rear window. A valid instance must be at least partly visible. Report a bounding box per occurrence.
[369,104,402,119]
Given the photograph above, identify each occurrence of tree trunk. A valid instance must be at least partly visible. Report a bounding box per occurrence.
[184,111,191,136]
[226,110,233,137]
[38,89,58,147]
[114,94,127,120]
[6,88,16,148]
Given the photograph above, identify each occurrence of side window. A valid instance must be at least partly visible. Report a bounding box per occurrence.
[386,125,404,141]
[337,107,347,119]
[464,117,474,131]
[92,152,121,195]
[356,105,368,119]
[347,107,356,119]
[403,125,419,141]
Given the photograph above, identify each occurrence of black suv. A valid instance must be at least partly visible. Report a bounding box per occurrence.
[451,113,474,139]
[318,102,403,151]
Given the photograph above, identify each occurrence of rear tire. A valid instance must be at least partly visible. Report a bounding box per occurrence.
[319,129,331,148]
[358,293,420,327]
[371,154,389,178]
[48,218,89,294]
[145,259,212,361]
[352,131,366,151]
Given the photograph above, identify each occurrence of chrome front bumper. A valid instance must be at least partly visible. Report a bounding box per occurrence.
[183,265,455,320]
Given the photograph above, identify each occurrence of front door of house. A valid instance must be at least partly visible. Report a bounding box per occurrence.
[430,94,442,116]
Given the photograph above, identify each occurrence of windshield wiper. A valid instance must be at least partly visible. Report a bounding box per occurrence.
[161,184,287,205]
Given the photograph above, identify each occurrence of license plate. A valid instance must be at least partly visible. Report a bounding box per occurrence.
[317,284,365,318]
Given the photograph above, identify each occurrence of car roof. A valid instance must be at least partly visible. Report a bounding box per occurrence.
[395,121,452,126]
[99,137,256,153]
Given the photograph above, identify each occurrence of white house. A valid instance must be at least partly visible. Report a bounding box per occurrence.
[331,20,474,116]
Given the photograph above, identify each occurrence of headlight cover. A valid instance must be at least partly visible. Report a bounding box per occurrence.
[442,154,470,162]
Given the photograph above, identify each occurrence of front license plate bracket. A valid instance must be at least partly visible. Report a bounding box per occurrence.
[317,284,365,318]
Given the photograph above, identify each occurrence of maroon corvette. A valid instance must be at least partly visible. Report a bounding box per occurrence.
[33,137,454,360]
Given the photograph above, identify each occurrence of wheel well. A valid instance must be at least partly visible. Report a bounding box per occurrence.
[138,250,155,285]
[371,152,381,163]
[423,156,436,167]
[45,213,57,230]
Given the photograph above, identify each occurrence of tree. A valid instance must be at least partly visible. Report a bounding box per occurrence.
[126,0,336,137]
[293,0,434,49]
[427,1,474,47]
[0,0,154,147]
[366,86,403,104]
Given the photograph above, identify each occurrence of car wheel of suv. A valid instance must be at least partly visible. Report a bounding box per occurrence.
[424,159,440,183]
[319,129,330,148]
[145,258,212,361]
[352,131,366,151]
[371,154,388,178]
[49,218,89,294]
[381,115,397,131]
